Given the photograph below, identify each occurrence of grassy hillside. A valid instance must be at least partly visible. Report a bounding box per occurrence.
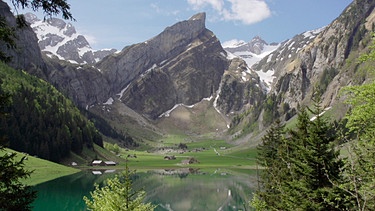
[0,148,79,186]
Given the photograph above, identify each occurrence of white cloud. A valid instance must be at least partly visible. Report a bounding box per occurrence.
[187,0,271,24]
[187,0,224,11]
[150,3,181,16]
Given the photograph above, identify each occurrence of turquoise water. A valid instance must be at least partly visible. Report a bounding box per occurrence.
[31,169,255,211]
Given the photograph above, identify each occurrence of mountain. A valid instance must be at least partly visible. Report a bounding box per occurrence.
[254,0,375,110]
[24,13,117,64]
[97,13,263,119]
[2,0,374,148]
[13,11,264,137]
[223,36,279,91]
[0,1,46,78]
[231,0,375,135]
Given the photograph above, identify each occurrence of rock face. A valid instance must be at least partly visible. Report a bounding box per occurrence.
[254,0,375,114]
[98,13,232,119]
[215,58,265,114]
[24,13,116,64]
[44,58,112,107]
[0,2,47,78]
[223,36,279,90]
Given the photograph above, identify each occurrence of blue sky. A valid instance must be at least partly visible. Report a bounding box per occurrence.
[7,0,353,50]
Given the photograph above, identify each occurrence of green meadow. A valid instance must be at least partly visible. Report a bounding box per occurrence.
[1,148,80,186]
[3,134,258,186]
[120,137,257,173]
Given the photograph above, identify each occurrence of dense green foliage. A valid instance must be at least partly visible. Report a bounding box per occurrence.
[0,86,36,211]
[338,37,375,210]
[0,62,103,162]
[84,163,156,211]
[255,119,286,208]
[253,98,350,210]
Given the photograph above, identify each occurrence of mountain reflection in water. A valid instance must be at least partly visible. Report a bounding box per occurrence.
[32,168,256,211]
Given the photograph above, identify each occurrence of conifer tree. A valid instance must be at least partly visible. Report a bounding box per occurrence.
[254,119,286,210]
[281,97,347,210]
[254,95,349,210]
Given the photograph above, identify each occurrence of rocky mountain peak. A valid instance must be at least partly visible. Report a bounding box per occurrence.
[222,36,279,90]
[24,12,39,24]
[224,35,271,55]
[189,12,206,24]
[24,12,116,64]
[96,13,234,119]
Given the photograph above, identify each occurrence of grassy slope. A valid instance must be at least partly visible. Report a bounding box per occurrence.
[0,148,80,186]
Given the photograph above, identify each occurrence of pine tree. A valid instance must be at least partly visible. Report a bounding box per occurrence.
[254,95,349,210]
[281,97,347,210]
[254,119,286,210]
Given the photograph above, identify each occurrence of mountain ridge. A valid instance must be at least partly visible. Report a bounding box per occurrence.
[2,0,374,148]
[24,13,117,65]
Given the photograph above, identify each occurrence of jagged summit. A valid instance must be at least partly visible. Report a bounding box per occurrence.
[24,13,116,64]
[96,12,234,119]
[223,36,279,90]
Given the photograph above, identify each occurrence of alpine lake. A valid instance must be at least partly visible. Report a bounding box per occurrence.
[31,139,258,210]
[31,168,257,211]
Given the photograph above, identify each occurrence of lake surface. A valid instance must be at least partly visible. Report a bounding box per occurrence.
[31,168,256,211]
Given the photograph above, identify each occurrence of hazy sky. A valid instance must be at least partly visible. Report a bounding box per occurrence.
[6,0,353,50]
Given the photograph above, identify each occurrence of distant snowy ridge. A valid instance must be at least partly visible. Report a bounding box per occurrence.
[24,13,116,64]
[223,36,279,91]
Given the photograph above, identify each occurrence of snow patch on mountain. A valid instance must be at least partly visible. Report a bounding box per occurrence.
[24,13,116,64]
[223,36,279,91]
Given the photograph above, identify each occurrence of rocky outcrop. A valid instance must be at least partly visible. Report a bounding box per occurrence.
[225,36,269,55]
[43,57,111,107]
[0,2,47,78]
[98,13,209,94]
[215,58,265,114]
[254,0,375,111]
[97,13,230,119]
[24,13,116,64]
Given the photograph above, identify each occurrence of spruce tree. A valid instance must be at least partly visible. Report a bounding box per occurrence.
[281,97,347,210]
[255,119,286,210]
[254,95,349,210]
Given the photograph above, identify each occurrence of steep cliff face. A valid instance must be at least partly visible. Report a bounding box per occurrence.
[98,13,209,94]
[44,57,111,107]
[215,58,265,115]
[0,2,47,78]
[97,13,231,119]
[254,0,375,112]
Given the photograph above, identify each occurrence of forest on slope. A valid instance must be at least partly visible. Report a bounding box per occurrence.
[0,61,103,162]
